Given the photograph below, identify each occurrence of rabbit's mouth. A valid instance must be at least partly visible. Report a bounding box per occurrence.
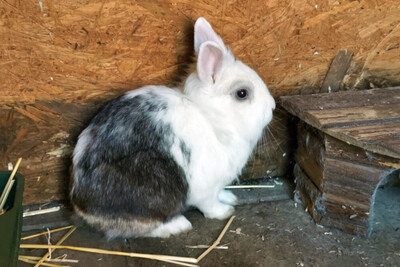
[264,112,274,127]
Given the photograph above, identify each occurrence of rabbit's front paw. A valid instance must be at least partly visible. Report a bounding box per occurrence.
[218,190,238,205]
[203,203,234,220]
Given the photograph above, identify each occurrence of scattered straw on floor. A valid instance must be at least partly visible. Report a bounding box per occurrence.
[20,244,198,266]
[34,226,77,267]
[18,257,69,267]
[20,216,236,266]
[225,185,275,189]
[196,216,235,262]
[186,244,228,250]
[21,226,74,240]
[18,255,78,263]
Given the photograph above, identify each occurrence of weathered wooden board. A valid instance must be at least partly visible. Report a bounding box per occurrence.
[295,156,378,236]
[321,198,370,236]
[294,164,323,222]
[328,122,400,159]
[296,146,324,189]
[290,118,397,236]
[323,157,389,209]
[294,149,395,236]
[321,49,353,93]
[295,123,325,189]
[280,87,400,113]
[306,104,400,128]
[328,121,400,141]
[280,87,400,159]
[325,135,399,169]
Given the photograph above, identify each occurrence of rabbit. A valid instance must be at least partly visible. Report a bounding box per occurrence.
[70,17,276,239]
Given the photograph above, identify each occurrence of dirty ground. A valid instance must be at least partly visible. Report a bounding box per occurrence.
[18,181,400,267]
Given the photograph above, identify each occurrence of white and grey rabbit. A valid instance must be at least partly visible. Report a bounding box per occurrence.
[70,17,275,239]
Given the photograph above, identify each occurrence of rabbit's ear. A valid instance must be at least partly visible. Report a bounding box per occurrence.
[194,17,226,53]
[197,42,224,84]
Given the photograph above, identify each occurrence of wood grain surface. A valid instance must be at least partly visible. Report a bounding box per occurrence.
[281,87,400,158]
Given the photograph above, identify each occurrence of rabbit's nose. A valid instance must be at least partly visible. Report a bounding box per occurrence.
[269,96,276,110]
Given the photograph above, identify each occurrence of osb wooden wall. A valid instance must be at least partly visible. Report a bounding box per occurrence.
[1,0,400,204]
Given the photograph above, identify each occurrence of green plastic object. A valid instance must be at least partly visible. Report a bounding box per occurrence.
[0,171,24,267]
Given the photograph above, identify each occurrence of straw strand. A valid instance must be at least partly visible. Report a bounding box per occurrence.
[22,226,74,240]
[34,226,77,267]
[20,244,198,264]
[196,216,235,262]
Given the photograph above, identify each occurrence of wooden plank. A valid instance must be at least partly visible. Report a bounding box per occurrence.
[322,157,391,209]
[294,164,323,222]
[294,136,395,236]
[321,49,353,93]
[296,147,325,189]
[297,122,325,167]
[295,122,325,189]
[324,135,399,168]
[327,122,400,159]
[281,88,400,236]
[304,103,400,129]
[380,138,400,159]
[321,199,369,236]
[280,87,400,114]
[280,87,400,159]
[328,121,400,140]
[324,157,390,186]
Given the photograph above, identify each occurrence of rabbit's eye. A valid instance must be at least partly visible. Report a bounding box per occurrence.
[235,89,249,100]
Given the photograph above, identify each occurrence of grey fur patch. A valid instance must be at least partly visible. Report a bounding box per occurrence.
[70,91,190,238]
[179,139,191,167]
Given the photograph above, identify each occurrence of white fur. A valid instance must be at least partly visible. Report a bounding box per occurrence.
[194,17,226,54]
[129,18,275,220]
[176,18,274,219]
[148,215,193,238]
[73,128,91,164]
[124,88,149,99]
[218,190,238,205]
[72,128,92,183]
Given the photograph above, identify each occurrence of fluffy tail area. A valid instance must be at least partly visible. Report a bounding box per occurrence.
[74,207,192,239]
[148,215,193,238]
